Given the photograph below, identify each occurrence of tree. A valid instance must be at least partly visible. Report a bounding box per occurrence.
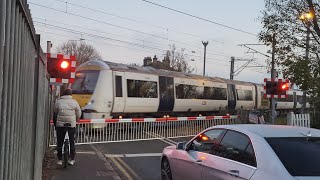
[164,44,194,73]
[259,0,320,100]
[56,40,101,66]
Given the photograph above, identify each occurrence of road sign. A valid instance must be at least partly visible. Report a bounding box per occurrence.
[264,78,290,98]
[47,53,76,83]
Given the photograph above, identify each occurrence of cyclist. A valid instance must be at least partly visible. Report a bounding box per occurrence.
[53,88,81,166]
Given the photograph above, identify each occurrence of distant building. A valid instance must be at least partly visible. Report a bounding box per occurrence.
[143,55,173,71]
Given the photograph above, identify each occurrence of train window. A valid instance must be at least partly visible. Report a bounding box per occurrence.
[175,84,197,99]
[276,95,293,102]
[127,79,158,98]
[175,84,185,99]
[183,85,197,99]
[202,87,227,100]
[72,70,100,94]
[115,76,122,97]
[237,89,253,101]
[176,84,227,100]
[297,95,303,104]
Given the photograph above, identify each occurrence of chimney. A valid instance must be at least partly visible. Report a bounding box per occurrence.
[143,57,152,66]
[163,56,170,67]
[153,55,158,63]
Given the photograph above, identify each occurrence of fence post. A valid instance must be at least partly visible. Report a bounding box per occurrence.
[287,112,293,126]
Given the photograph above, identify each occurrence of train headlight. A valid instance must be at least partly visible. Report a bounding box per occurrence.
[87,100,95,105]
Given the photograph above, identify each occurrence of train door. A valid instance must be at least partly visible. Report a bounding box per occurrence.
[112,72,126,113]
[158,76,175,112]
[227,84,236,110]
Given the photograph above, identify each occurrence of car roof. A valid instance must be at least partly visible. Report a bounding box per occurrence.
[210,124,320,138]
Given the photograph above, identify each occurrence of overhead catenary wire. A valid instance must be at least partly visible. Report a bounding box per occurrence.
[34,20,231,60]
[29,2,168,40]
[29,2,231,57]
[140,0,257,36]
[36,24,228,65]
[53,0,226,44]
[30,1,267,75]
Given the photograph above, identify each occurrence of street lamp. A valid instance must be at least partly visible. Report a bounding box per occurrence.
[202,41,209,76]
[300,12,313,20]
[299,12,313,113]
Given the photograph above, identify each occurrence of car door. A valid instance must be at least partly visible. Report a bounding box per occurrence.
[171,129,226,180]
[201,130,257,180]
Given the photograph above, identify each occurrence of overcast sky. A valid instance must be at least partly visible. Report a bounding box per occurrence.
[29,0,270,83]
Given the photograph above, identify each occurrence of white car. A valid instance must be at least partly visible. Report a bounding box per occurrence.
[161,124,320,180]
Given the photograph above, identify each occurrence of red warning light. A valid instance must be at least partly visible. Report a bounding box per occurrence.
[60,61,69,69]
[281,83,289,90]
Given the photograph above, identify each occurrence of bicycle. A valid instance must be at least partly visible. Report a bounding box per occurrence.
[62,123,72,168]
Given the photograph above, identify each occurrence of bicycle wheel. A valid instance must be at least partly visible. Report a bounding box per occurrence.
[63,141,69,168]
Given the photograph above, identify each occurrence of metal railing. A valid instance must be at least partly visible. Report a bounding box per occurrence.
[49,115,240,146]
[0,1,51,180]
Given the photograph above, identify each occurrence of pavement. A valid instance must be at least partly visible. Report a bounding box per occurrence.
[51,137,192,180]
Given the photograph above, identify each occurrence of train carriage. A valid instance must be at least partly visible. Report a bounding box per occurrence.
[71,60,310,120]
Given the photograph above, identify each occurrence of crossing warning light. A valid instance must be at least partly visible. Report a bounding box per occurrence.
[60,60,70,69]
[264,78,290,98]
[47,53,76,83]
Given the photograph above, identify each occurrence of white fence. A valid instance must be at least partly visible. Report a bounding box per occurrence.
[49,115,240,146]
[287,112,311,128]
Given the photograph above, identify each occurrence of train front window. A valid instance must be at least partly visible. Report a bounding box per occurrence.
[72,70,100,94]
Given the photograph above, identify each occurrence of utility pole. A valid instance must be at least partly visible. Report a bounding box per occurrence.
[47,41,52,54]
[271,33,277,124]
[202,41,209,76]
[301,25,311,114]
[230,57,235,80]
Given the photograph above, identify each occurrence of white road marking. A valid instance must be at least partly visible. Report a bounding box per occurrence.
[144,132,176,146]
[77,151,96,154]
[105,153,162,158]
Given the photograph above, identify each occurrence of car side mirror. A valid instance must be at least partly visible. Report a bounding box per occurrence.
[176,142,186,150]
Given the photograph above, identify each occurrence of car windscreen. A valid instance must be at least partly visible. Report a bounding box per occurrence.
[72,70,100,94]
[265,137,320,176]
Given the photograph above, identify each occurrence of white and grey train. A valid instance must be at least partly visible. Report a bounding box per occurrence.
[71,60,310,119]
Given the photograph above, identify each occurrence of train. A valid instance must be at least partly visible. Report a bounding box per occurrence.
[71,60,310,120]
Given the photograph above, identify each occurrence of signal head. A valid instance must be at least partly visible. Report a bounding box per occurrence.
[60,60,70,69]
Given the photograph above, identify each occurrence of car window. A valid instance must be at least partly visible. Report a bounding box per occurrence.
[266,137,320,176]
[188,129,225,153]
[212,130,257,167]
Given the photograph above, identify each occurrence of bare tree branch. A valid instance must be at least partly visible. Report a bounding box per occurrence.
[56,40,101,66]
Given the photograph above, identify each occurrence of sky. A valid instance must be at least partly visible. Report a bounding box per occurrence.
[28,0,270,83]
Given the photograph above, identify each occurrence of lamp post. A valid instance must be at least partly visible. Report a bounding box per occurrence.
[202,41,209,76]
[300,12,312,114]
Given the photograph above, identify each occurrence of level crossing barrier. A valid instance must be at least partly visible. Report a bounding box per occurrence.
[49,115,240,146]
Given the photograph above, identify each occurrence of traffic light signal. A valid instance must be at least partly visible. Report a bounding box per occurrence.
[264,79,290,98]
[47,59,72,79]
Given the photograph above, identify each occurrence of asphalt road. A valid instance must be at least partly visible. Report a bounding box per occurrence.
[52,136,192,180]
[93,137,193,180]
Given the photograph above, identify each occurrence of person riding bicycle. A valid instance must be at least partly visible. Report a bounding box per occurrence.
[53,88,81,166]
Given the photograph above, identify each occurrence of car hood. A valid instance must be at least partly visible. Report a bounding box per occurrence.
[295,177,320,180]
